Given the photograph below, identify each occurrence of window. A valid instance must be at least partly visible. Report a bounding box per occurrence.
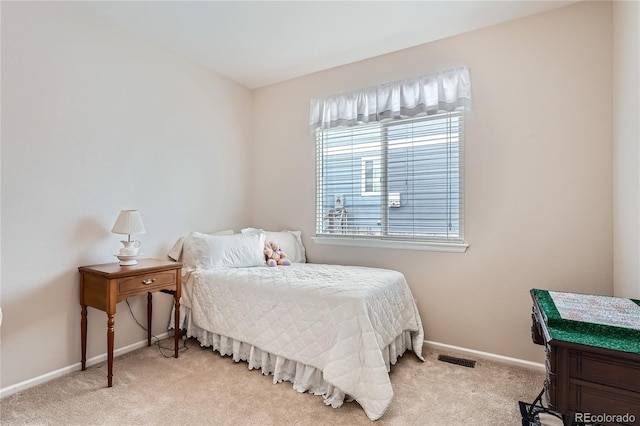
[315,111,465,247]
[309,67,471,251]
[361,156,381,195]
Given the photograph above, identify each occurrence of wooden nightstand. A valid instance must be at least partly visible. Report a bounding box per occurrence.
[79,259,182,387]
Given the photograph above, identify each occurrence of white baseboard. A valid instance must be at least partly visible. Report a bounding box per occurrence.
[424,340,546,372]
[1,335,543,399]
[0,332,170,399]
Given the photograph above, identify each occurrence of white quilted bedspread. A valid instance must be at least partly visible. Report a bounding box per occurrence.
[183,263,424,421]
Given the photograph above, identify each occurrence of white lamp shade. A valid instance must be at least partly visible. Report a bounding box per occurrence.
[111,210,146,235]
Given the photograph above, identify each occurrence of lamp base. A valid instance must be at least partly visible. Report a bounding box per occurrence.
[115,254,141,266]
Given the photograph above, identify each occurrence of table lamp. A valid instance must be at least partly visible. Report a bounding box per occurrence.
[111,209,146,265]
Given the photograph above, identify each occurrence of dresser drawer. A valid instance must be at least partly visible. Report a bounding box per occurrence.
[117,271,177,297]
[569,384,640,422]
[570,352,640,393]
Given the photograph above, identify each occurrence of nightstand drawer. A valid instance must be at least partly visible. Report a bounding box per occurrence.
[117,271,177,296]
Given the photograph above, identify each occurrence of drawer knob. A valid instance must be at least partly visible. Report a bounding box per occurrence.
[142,278,156,285]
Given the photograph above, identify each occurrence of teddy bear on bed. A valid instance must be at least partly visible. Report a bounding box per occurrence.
[264,241,291,267]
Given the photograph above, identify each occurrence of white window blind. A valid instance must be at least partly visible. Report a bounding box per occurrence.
[315,111,464,244]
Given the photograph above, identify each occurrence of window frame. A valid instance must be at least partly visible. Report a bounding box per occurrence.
[313,112,468,253]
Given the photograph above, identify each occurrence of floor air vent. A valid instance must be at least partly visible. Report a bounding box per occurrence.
[437,354,476,368]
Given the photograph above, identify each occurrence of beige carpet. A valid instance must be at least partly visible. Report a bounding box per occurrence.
[1,337,544,425]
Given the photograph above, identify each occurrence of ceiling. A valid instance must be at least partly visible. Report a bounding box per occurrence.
[82,1,576,89]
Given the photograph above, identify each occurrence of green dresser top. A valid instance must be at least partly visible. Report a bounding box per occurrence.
[532,289,640,355]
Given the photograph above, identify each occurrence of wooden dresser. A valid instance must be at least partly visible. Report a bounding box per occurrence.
[530,289,640,425]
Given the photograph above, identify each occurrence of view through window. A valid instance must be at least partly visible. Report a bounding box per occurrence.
[315,111,464,243]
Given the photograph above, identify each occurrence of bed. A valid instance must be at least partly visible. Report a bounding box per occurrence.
[169,229,424,421]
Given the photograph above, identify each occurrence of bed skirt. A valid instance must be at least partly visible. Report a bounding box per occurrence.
[178,306,415,410]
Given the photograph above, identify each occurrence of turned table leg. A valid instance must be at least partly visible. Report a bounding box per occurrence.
[107,313,114,387]
[174,293,180,358]
[147,292,152,346]
[81,305,87,370]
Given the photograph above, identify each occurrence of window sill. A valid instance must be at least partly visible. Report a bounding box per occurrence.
[311,236,468,253]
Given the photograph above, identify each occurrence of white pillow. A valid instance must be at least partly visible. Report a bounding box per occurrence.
[241,228,306,263]
[182,230,266,269]
[167,229,234,261]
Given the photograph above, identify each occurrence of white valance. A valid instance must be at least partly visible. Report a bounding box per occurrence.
[309,67,471,131]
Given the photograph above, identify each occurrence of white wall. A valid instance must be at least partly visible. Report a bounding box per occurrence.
[1,2,252,389]
[252,1,614,363]
[613,1,640,299]
[0,0,625,393]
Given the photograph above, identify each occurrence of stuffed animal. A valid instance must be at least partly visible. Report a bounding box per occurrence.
[264,241,291,267]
